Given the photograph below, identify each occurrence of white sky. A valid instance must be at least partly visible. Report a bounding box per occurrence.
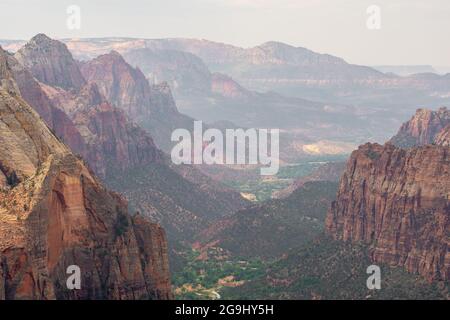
[1,0,449,66]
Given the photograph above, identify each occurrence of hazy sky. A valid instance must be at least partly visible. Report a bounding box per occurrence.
[1,0,449,66]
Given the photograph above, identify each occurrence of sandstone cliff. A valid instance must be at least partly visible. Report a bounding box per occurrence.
[326,142,450,282]
[434,125,450,147]
[390,107,450,147]
[0,87,171,299]
[40,80,164,179]
[15,34,86,91]
[1,47,87,158]
[79,50,192,152]
[80,51,166,118]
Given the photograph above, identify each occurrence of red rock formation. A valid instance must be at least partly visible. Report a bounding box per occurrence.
[390,107,450,147]
[14,34,86,91]
[0,46,86,157]
[80,50,180,118]
[434,125,450,147]
[72,102,162,177]
[79,50,190,152]
[80,50,156,119]
[0,87,171,300]
[42,84,163,178]
[3,43,163,179]
[36,74,246,245]
[326,142,450,282]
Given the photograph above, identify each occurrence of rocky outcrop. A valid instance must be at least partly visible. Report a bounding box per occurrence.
[71,102,162,177]
[0,88,172,300]
[390,107,450,147]
[80,51,178,118]
[0,46,86,158]
[80,51,155,119]
[37,77,246,246]
[79,50,191,152]
[38,76,164,180]
[435,125,450,147]
[326,142,450,282]
[14,34,86,91]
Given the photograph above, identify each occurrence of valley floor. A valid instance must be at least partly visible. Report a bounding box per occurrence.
[173,237,449,300]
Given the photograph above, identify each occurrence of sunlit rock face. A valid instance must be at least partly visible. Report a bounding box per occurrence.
[390,107,450,148]
[327,142,450,282]
[15,34,86,91]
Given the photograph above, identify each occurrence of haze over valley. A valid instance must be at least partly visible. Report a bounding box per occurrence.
[0,0,449,301]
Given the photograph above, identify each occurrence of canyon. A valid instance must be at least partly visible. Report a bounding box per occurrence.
[181,107,449,299]
[1,33,449,300]
[1,34,250,282]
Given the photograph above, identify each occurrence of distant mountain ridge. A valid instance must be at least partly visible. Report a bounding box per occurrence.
[5,37,447,147]
[36,37,450,142]
[123,47,213,96]
[372,65,438,76]
[3,37,449,90]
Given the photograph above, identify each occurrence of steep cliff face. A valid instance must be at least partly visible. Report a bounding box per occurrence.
[71,102,162,177]
[79,51,180,119]
[0,88,171,300]
[390,107,450,147]
[39,78,165,180]
[435,125,450,147]
[80,51,155,119]
[0,46,86,157]
[14,34,86,91]
[326,142,450,282]
[79,50,192,152]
